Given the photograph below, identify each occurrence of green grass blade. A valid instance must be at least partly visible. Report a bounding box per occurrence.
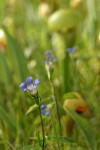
[19,145,34,150]
[66,108,97,150]
[48,136,74,143]
[0,52,12,86]
[4,28,28,81]
[26,104,38,115]
[0,106,17,133]
[58,101,66,116]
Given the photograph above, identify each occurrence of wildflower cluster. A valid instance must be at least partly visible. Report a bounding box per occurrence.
[41,104,50,116]
[66,47,78,53]
[44,50,57,64]
[20,76,49,149]
[20,76,40,95]
[44,50,57,79]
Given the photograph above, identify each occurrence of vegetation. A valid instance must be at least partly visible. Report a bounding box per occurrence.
[0,0,100,149]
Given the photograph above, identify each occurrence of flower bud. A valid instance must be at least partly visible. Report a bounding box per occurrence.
[63,98,89,136]
[37,2,51,20]
[97,32,100,45]
[48,9,80,32]
[8,0,16,8]
[70,0,83,9]
[63,98,88,114]
[70,0,87,19]
[0,29,7,53]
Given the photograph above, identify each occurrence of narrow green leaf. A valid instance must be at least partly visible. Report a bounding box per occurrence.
[19,143,42,150]
[19,145,34,150]
[37,134,42,147]
[26,104,38,115]
[48,136,74,143]
[58,101,66,116]
[63,92,83,100]
[0,106,17,132]
[4,28,28,81]
[66,108,97,150]
[0,52,12,86]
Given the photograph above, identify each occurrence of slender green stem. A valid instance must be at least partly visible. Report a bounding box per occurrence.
[50,112,60,150]
[50,81,62,136]
[54,89,62,136]
[50,80,63,150]
[39,104,45,150]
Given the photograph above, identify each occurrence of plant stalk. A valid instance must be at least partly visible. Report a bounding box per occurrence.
[39,102,45,150]
[50,81,62,136]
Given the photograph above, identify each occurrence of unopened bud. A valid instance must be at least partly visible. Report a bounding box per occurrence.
[0,29,7,53]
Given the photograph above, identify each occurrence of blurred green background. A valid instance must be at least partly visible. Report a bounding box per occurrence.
[0,0,100,149]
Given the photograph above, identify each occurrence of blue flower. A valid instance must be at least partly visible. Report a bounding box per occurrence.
[41,104,47,109]
[20,77,40,94]
[26,77,33,85]
[67,47,77,53]
[44,50,57,64]
[45,111,50,116]
[41,104,50,116]
[20,82,28,91]
[44,50,57,79]
[44,50,52,56]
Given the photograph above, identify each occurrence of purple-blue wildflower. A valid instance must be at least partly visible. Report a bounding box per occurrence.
[20,82,28,91]
[41,104,50,116]
[44,50,57,64]
[26,76,33,85]
[20,77,40,94]
[45,111,50,116]
[41,104,47,109]
[67,47,77,53]
[44,50,52,56]
[44,50,57,79]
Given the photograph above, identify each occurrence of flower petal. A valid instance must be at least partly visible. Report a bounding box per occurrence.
[33,84,38,90]
[44,50,52,56]
[20,82,28,91]
[34,79,41,85]
[67,47,77,53]
[26,77,33,85]
[41,109,46,115]
[45,111,50,116]
[41,105,47,109]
